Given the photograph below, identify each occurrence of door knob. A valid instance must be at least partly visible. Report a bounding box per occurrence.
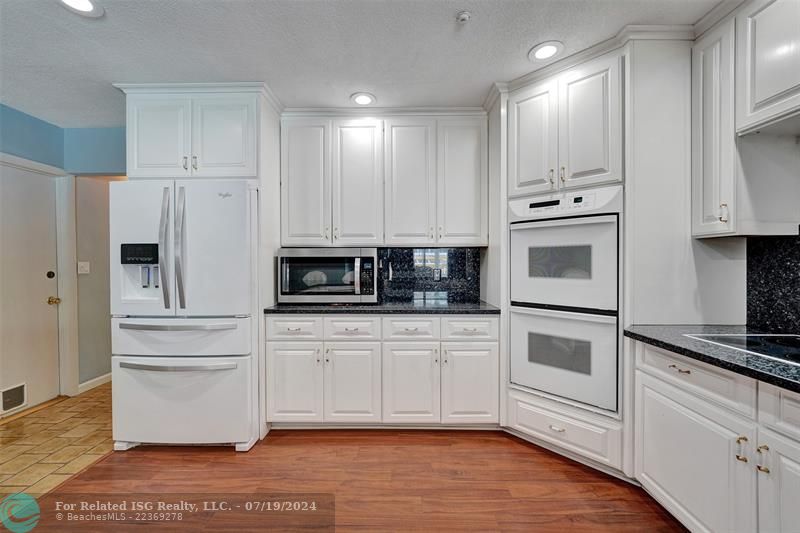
[47,296,61,305]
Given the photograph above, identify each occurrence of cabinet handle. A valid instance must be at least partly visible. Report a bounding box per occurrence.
[333,227,339,240]
[324,226,330,240]
[429,227,434,240]
[316,348,321,364]
[559,166,566,184]
[735,435,749,462]
[548,169,555,187]
[182,156,188,170]
[462,327,478,333]
[191,155,198,170]
[404,327,419,332]
[668,364,691,375]
[757,444,770,453]
[549,424,566,433]
[757,465,771,474]
[718,203,729,223]
[286,327,301,332]
[443,350,448,364]
[344,327,359,332]
[736,454,749,462]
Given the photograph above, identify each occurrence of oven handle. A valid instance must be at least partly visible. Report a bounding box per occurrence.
[510,214,617,231]
[510,305,617,324]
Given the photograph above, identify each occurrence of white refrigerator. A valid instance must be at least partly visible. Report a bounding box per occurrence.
[109,179,259,452]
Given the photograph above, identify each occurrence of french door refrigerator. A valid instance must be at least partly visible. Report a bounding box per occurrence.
[109,179,259,452]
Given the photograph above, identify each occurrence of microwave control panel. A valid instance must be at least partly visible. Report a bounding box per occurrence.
[359,258,375,295]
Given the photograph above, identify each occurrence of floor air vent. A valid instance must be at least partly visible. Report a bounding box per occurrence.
[2,384,26,413]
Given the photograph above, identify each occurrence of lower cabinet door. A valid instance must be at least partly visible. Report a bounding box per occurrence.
[756,427,800,533]
[323,342,382,423]
[267,342,323,422]
[382,342,440,423]
[441,342,498,424]
[635,372,757,533]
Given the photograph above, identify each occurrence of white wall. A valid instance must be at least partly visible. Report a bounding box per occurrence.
[625,39,746,326]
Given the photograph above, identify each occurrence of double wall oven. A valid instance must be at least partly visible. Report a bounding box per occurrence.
[509,186,622,412]
[278,248,377,304]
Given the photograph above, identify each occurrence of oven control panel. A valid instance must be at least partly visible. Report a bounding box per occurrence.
[509,185,622,222]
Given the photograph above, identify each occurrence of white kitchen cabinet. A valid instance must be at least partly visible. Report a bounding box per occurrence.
[508,79,559,196]
[323,342,382,423]
[558,52,623,189]
[331,119,384,245]
[384,118,437,245]
[267,342,324,422]
[736,0,800,133]
[126,96,192,178]
[436,117,488,245]
[280,119,332,246]
[635,371,757,533]
[755,427,800,533]
[441,342,498,424]
[124,92,258,179]
[692,18,737,236]
[382,342,441,423]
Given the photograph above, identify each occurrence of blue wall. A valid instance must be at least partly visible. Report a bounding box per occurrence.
[0,103,125,174]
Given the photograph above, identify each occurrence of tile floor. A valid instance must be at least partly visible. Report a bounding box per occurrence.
[0,383,111,496]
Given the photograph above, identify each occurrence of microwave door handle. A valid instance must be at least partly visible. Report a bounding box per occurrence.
[281,260,289,294]
[354,257,361,295]
[158,186,171,309]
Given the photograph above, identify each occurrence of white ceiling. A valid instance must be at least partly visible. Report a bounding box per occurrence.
[0,0,722,128]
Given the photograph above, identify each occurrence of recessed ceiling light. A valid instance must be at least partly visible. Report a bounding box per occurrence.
[59,0,105,18]
[351,92,376,106]
[528,41,564,62]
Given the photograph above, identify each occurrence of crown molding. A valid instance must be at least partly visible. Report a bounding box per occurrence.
[483,82,509,112]
[113,82,285,114]
[506,24,695,93]
[693,0,745,39]
[280,107,487,118]
[0,152,65,176]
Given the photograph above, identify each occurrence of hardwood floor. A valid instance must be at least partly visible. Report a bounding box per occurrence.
[49,429,684,532]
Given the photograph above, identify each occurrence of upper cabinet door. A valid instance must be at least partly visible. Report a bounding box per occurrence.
[384,118,437,245]
[331,119,384,246]
[127,96,192,178]
[692,19,737,237]
[558,52,623,189]
[736,0,800,132]
[191,95,257,178]
[436,117,488,245]
[508,80,559,197]
[281,119,332,246]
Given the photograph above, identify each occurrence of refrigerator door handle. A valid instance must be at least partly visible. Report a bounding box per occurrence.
[119,322,238,332]
[119,361,237,372]
[175,186,187,309]
[158,187,171,309]
[354,257,361,295]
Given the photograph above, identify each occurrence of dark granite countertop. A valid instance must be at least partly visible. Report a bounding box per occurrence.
[264,301,501,315]
[625,325,800,393]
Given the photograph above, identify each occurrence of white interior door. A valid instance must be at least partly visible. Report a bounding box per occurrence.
[331,119,384,245]
[323,342,382,422]
[110,180,175,317]
[191,95,257,178]
[0,163,60,411]
[384,118,437,245]
[175,180,250,316]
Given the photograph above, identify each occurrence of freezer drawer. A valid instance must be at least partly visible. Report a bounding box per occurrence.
[112,317,251,356]
[112,355,252,444]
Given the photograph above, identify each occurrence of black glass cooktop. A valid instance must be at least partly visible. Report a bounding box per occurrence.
[685,334,800,365]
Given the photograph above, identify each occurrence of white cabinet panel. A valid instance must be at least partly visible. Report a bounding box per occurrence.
[635,371,756,533]
[441,342,498,424]
[331,119,384,245]
[267,342,323,422]
[126,96,192,178]
[558,53,623,189]
[759,384,800,442]
[191,95,257,178]
[756,427,800,533]
[112,317,251,357]
[384,118,437,245]
[692,19,737,236]
[382,317,440,341]
[436,118,488,245]
[508,80,559,197]
[323,342,382,422]
[382,342,440,423]
[266,316,323,340]
[441,316,498,341]
[736,0,800,131]
[324,317,381,341]
[281,119,331,246]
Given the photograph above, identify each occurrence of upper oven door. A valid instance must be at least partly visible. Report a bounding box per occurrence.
[510,214,618,312]
[278,248,376,303]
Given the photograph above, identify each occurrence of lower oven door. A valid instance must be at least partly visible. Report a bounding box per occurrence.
[510,306,618,411]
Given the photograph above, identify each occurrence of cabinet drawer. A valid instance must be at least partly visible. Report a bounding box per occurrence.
[759,383,800,442]
[636,343,756,418]
[508,392,622,468]
[324,317,381,340]
[266,316,323,340]
[382,317,440,340]
[442,316,498,340]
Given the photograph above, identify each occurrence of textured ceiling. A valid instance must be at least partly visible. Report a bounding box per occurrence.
[0,0,721,128]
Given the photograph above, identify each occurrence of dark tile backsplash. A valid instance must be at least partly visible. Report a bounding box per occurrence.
[747,235,800,333]
[378,248,481,304]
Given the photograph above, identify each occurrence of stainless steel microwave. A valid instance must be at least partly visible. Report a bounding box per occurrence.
[277,248,378,304]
